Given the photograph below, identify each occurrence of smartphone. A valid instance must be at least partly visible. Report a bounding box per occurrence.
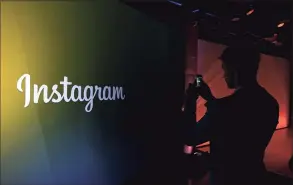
[195,75,203,87]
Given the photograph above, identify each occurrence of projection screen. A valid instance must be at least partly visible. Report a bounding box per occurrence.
[194,40,290,129]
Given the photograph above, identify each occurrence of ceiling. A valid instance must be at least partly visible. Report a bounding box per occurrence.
[124,0,292,59]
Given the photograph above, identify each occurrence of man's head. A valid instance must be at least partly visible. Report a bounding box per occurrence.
[219,44,261,89]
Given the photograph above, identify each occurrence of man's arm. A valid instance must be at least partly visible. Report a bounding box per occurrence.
[184,102,213,146]
[183,80,215,146]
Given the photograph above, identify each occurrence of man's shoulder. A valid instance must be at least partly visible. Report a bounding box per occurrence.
[204,95,233,110]
[213,93,236,105]
[221,87,278,111]
[257,87,279,108]
[241,87,279,116]
[206,86,279,111]
[236,86,278,104]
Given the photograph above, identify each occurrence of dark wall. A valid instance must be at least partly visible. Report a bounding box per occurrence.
[288,51,292,129]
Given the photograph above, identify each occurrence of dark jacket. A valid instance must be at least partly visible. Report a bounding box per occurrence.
[185,84,279,184]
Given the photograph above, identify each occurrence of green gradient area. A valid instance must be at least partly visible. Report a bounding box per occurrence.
[1,1,171,185]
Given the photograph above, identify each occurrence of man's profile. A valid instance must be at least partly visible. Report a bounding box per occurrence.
[183,44,279,185]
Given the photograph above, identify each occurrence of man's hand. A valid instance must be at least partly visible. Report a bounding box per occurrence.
[183,79,214,113]
[197,80,215,101]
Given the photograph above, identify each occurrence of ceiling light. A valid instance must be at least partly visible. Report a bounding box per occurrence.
[167,0,182,6]
[246,9,254,16]
[277,22,285,28]
[205,13,216,17]
[231,17,240,21]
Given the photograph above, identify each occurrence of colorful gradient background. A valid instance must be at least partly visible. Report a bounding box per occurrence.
[1,1,185,185]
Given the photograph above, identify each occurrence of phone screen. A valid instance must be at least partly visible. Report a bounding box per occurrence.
[195,75,203,87]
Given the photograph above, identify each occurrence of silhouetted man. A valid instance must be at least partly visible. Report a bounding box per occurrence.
[184,45,279,185]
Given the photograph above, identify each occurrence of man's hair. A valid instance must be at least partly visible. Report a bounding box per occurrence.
[219,44,261,77]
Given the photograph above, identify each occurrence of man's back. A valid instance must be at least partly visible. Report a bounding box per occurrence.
[208,84,279,183]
